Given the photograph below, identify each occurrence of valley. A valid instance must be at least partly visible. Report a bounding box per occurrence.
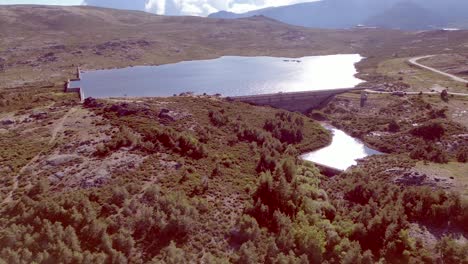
[0,4,467,264]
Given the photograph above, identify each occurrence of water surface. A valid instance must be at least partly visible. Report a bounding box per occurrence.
[302,124,381,171]
[71,54,363,98]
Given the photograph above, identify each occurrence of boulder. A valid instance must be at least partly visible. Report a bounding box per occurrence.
[83,97,103,108]
[81,177,108,188]
[394,171,427,185]
[158,108,190,122]
[158,108,176,121]
[46,154,82,166]
[30,111,48,119]
[54,172,65,179]
[107,102,150,117]
[1,119,14,125]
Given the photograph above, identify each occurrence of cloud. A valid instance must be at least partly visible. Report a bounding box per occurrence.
[82,0,319,16]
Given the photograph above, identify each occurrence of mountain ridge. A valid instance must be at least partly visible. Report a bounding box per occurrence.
[208,0,468,30]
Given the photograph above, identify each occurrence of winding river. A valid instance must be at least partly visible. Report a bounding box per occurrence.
[302,124,382,171]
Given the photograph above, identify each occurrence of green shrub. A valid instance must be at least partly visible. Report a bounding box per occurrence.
[231,215,261,243]
[209,110,229,126]
[456,147,467,163]
[411,122,445,141]
[309,110,327,121]
[440,90,449,102]
[141,127,207,159]
[95,126,139,157]
[27,178,50,199]
[237,126,268,145]
[436,236,468,263]
[159,241,187,264]
[256,148,279,173]
[109,187,129,207]
[388,120,400,132]
[429,108,447,119]
[264,112,304,144]
[410,142,448,163]
[237,241,260,264]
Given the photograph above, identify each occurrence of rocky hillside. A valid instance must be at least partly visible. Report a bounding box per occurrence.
[3,5,468,90]
[365,1,447,30]
[209,0,468,30]
[1,85,467,263]
[0,5,358,88]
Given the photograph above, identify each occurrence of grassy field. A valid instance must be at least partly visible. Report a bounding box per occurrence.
[415,162,468,198]
[377,57,468,93]
[419,53,468,79]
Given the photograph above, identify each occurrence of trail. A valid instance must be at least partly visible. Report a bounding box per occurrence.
[364,89,468,97]
[408,56,468,84]
[49,107,77,144]
[1,107,76,206]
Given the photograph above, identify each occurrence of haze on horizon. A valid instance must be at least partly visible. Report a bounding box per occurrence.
[0,0,320,16]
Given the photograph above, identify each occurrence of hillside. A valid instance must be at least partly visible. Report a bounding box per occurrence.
[208,0,385,28]
[0,5,358,88]
[2,5,468,90]
[365,1,446,30]
[1,85,467,263]
[209,0,468,30]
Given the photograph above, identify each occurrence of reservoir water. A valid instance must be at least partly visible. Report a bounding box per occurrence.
[71,54,363,98]
[302,124,381,171]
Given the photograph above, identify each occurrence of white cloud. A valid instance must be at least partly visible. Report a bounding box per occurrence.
[81,0,319,16]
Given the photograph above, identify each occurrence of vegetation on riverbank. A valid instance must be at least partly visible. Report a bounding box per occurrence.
[1,92,467,263]
[312,93,468,164]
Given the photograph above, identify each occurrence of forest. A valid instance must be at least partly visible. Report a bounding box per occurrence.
[0,95,467,263]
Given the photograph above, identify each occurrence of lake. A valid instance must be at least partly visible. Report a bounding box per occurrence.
[302,124,381,171]
[71,54,363,98]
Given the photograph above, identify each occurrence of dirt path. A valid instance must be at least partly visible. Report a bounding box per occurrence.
[49,107,77,144]
[1,107,77,206]
[364,89,468,97]
[409,56,468,84]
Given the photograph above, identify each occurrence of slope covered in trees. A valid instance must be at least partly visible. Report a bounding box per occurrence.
[0,93,466,263]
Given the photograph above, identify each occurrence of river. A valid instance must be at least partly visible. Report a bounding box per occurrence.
[302,124,382,171]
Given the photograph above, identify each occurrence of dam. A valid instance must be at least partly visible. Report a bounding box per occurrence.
[229,87,360,113]
[65,54,364,111]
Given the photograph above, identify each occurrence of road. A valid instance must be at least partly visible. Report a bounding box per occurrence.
[364,89,468,97]
[408,56,468,84]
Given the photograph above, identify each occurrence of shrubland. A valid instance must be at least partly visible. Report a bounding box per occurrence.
[314,94,468,164]
[0,95,466,263]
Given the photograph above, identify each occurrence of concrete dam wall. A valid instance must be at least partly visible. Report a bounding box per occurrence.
[64,67,84,102]
[229,87,360,113]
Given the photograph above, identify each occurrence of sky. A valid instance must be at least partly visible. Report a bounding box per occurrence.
[0,0,319,16]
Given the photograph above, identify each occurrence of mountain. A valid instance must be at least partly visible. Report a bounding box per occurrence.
[209,0,391,29]
[366,1,447,30]
[209,0,468,30]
